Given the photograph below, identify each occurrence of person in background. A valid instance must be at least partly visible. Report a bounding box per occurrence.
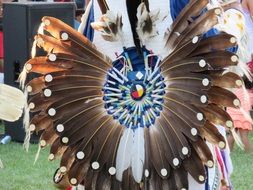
[227,78,253,153]
[242,0,253,16]
[226,0,253,153]
[242,0,253,59]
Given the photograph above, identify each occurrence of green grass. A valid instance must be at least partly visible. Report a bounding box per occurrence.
[0,123,59,190]
[230,134,253,190]
[0,143,59,190]
[0,124,253,190]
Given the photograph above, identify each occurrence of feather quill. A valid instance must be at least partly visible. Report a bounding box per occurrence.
[131,127,145,183]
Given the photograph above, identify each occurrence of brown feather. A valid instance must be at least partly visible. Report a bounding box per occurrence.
[173,167,188,190]
[198,121,226,149]
[210,72,243,88]
[200,104,234,129]
[208,86,240,108]
[161,57,208,74]
[163,94,205,126]
[155,119,181,167]
[192,137,214,167]
[30,113,53,132]
[159,112,191,159]
[41,16,112,66]
[149,126,170,178]
[183,147,206,184]
[165,0,209,48]
[198,51,239,69]
[191,33,237,55]
[173,8,221,48]
[162,36,200,64]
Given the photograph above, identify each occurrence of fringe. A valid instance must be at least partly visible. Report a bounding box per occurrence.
[231,128,245,150]
[23,90,31,152]
[34,145,42,165]
[0,159,3,169]
[18,67,28,90]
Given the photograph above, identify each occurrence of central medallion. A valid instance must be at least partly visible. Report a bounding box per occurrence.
[103,47,166,129]
[130,84,146,101]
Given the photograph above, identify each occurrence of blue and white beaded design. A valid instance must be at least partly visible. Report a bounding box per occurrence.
[103,47,166,129]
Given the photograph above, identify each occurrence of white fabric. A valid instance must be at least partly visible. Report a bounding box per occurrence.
[188,174,205,190]
[92,0,172,60]
[244,9,253,54]
[93,0,135,59]
[216,125,233,176]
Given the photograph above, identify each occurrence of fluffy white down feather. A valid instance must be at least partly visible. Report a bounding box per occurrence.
[0,84,25,122]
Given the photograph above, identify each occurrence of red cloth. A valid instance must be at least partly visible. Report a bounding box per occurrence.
[248,60,253,73]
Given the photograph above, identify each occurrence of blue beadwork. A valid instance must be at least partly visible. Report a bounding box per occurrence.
[103,47,166,129]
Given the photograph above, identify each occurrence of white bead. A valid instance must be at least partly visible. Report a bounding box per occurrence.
[230,37,236,44]
[207,160,214,168]
[182,147,189,155]
[92,162,100,170]
[236,80,243,87]
[48,108,56,116]
[109,167,116,175]
[56,124,64,133]
[25,64,32,71]
[192,36,199,44]
[44,89,52,97]
[231,55,238,62]
[40,140,46,147]
[226,120,233,128]
[60,166,67,173]
[199,59,206,68]
[62,137,69,144]
[214,8,221,15]
[44,19,51,26]
[173,158,180,166]
[45,74,53,82]
[61,32,69,40]
[191,128,198,136]
[29,102,35,109]
[48,154,55,160]
[49,54,57,62]
[200,95,207,103]
[29,124,36,131]
[70,178,77,185]
[145,169,150,177]
[161,168,168,177]
[76,151,85,160]
[219,141,226,149]
[233,99,240,107]
[199,175,205,182]
[202,78,210,86]
[197,113,204,121]
[27,86,33,92]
